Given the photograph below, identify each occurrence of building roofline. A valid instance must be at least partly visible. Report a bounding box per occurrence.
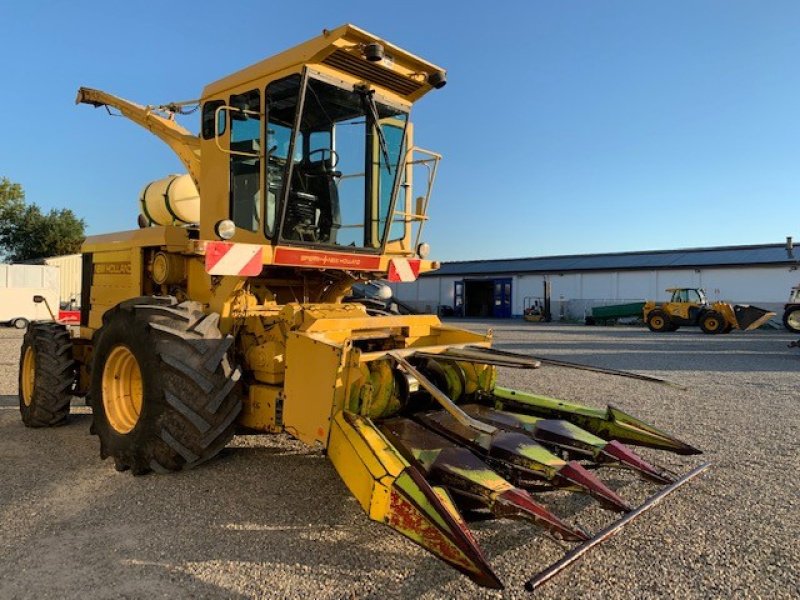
[422,240,799,278]
[436,241,792,267]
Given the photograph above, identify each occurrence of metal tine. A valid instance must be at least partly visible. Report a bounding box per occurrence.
[493,387,702,455]
[416,409,632,513]
[461,404,675,485]
[379,417,589,542]
[389,353,631,511]
[412,348,542,369]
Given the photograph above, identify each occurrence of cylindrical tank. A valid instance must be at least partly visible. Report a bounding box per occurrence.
[139,174,199,225]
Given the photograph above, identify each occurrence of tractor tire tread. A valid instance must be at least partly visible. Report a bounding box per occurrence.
[19,322,75,427]
[90,299,241,475]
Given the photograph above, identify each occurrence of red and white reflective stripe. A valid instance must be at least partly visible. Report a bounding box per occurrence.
[205,242,263,276]
[387,258,421,282]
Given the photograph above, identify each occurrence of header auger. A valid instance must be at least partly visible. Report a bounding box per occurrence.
[19,24,708,591]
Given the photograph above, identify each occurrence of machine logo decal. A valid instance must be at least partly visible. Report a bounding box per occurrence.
[205,242,263,276]
[94,262,132,275]
[274,247,381,270]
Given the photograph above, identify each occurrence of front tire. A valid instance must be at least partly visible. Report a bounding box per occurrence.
[18,322,75,427]
[700,311,725,334]
[13,318,29,330]
[783,307,800,333]
[89,299,241,474]
[646,310,671,332]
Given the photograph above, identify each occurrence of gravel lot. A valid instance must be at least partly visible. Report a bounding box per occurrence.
[1,322,798,599]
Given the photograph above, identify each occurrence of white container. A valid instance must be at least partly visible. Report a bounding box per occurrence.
[43,254,82,303]
[0,264,60,326]
[139,173,200,225]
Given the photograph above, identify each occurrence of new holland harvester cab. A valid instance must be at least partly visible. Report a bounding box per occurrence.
[18,25,709,591]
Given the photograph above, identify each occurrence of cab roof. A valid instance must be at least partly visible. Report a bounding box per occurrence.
[202,24,445,103]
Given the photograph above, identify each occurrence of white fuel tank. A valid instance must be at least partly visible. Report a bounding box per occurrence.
[139,174,200,225]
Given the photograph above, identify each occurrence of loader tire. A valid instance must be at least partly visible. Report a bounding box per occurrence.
[646,310,671,332]
[18,322,75,427]
[700,311,725,334]
[783,307,800,333]
[89,299,241,475]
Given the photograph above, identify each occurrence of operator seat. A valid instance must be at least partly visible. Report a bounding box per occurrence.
[284,158,341,243]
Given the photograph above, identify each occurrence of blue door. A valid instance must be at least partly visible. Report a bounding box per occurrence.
[492,278,512,318]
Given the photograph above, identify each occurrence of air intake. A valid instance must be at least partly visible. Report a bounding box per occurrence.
[322,49,424,97]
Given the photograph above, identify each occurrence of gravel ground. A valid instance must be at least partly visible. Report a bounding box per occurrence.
[0,322,798,599]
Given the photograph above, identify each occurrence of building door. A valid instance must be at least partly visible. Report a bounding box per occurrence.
[493,278,512,318]
[453,281,464,316]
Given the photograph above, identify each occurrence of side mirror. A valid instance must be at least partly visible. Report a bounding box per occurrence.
[33,295,45,303]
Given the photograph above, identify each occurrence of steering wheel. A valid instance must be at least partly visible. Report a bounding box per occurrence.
[307,148,340,168]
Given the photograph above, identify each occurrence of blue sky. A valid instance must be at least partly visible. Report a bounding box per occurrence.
[1,1,798,261]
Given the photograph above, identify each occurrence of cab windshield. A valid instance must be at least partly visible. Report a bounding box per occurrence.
[269,74,408,250]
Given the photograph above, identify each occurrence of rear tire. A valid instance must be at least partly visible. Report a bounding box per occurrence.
[89,299,242,474]
[700,311,726,334]
[18,322,75,427]
[646,310,671,332]
[783,307,800,333]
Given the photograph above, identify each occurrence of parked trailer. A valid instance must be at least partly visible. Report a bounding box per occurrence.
[585,302,646,325]
[0,265,59,328]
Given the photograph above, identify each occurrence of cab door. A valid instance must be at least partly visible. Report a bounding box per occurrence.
[198,89,266,245]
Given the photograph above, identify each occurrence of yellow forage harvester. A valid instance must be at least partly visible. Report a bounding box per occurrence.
[17,25,709,591]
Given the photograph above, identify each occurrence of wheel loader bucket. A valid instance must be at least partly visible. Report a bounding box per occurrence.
[733,305,775,331]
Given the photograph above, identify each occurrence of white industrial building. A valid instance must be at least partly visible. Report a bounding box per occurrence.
[389,242,800,320]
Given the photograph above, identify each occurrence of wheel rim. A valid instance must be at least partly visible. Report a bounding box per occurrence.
[652,316,664,328]
[102,345,143,434]
[788,312,800,329]
[21,346,35,407]
[707,318,719,329]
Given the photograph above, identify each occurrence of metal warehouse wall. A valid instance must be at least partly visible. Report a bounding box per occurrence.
[391,265,798,318]
[42,254,82,303]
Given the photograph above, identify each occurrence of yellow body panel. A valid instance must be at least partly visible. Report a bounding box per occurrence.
[282,332,346,445]
[327,410,406,518]
[82,225,189,253]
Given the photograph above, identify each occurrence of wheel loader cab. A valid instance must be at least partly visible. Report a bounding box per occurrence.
[668,288,707,305]
[202,70,409,253]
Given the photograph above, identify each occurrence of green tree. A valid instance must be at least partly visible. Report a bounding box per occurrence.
[0,177,85,262]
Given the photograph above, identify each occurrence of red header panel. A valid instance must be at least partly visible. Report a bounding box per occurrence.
[273,247,382,271]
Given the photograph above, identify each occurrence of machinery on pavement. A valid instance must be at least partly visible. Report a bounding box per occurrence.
[782,285,800,333]
[17,25,707,592]
[643,287,773,334]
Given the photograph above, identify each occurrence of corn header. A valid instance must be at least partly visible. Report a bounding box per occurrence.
[18,25,708,591]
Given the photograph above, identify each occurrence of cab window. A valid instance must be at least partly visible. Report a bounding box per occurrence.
[265,74,303,238]
[229,90,261,231]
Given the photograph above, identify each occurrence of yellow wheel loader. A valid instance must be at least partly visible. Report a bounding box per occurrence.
[643,287,774,334]
[17,25,710,592]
